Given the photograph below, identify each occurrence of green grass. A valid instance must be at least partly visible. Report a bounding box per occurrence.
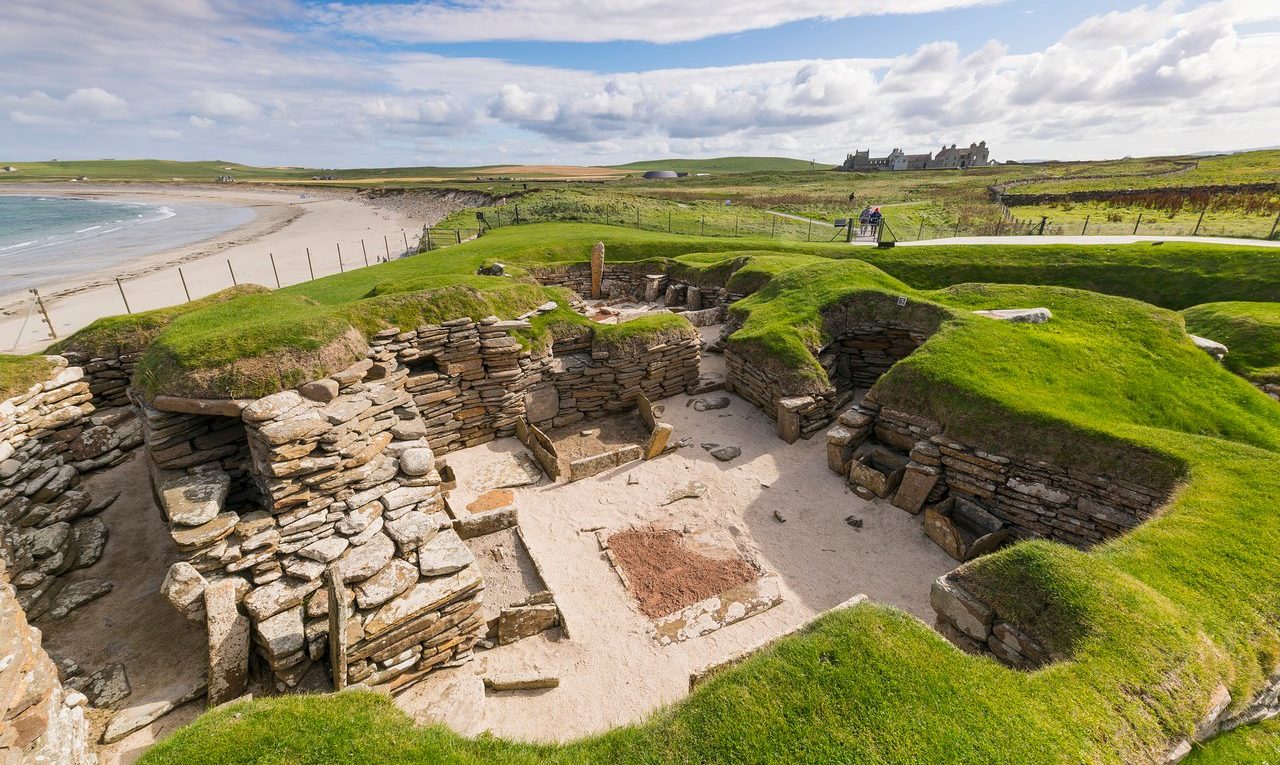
[0,354,55,400]
[1182,302,1280,384]
[1184,718,1280,764]
[140,224,1280,764]
[51,223,1280,400]
[1015,150,1280,194]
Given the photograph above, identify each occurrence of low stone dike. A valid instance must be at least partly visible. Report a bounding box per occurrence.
[999,181,1280,208]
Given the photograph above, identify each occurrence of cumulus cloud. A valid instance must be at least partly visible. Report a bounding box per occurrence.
[316,0,1009,44]
[190,89,261,121]
[0,0,1278,165]
[4,87,129,126]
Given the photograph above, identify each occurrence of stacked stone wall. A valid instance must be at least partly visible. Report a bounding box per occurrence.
[541,335,700,429]
[0,560,93,765]
[1,358,139,626]
[60,351,140,410]
[821,327,928,392]
[149,352,483,693]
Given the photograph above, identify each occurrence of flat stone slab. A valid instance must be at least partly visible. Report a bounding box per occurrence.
[1191,334,1228,360]
[170,512,238,551]
[484,672,559,692]
[973,307,1052,324]
[418,528,474,576]
[160,471,230,527]
[101,679,207,744]
[469,452,543,491]
[355,559,419,610]
[653,576,782,646]
[41,578,113,621]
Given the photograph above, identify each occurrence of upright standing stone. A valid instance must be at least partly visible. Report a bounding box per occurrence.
[205,579,249,705]
[327,565,350,691]
[590,241,605,299]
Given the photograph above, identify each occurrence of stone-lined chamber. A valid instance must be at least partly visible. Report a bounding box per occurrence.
[141,305,701,703]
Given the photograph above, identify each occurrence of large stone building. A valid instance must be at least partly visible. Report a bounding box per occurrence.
[841,141,993,172]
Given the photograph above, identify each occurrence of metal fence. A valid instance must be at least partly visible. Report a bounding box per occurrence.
[2,227,472,351]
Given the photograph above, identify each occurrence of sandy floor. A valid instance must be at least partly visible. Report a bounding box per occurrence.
[1,184,436,351]
[38,451,208,765]
[397,337,957,742]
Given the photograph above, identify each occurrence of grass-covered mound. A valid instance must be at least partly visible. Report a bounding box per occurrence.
[140,225,1280,765]
[49,285,270,360]
[1181,302,1280,385]
[0,354,55,400]
[1184,718,1280,763]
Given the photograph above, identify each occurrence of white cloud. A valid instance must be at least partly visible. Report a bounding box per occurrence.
[190,89,261,121]
[0,0,1278,166]
[315,0,1010,44]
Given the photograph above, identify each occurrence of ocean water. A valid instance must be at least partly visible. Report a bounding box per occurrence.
[0,195,256,294]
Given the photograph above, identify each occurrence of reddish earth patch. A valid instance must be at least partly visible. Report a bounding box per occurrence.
[607,528,759,618]
[466,488,515,513]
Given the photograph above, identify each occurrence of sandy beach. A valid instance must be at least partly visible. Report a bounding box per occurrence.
[0,184,459,352]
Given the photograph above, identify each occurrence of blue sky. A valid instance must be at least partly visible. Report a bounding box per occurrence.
[2,0,1278,166]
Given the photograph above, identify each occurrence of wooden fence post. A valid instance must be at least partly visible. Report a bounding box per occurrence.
[178,268,192,302]
[1133,213,1143,235]
[31,289,55,339]
[1081,215,1091,236]
[361,239,369,266]
[337,243,344,273]
[1193,208,1206,237]
[227,259,237,286]
[306,248,315,280]
[115,278,132,314]
[269,253,281,288]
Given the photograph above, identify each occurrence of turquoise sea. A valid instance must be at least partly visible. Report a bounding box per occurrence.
[0,195,255,294]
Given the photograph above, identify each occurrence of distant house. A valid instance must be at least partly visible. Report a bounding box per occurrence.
[841,141,994,172]
[216,176,235,183]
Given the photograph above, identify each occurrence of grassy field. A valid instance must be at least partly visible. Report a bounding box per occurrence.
[5,152,1276,239]
[1181,302,1280,385]
[120,222,1280,765]
[0,354,54,400]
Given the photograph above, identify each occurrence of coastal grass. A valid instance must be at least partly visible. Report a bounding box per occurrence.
[1181,301,1280,384]
[1184,718,1280,764]
[141,235,1280,764]
[0,354,55,400]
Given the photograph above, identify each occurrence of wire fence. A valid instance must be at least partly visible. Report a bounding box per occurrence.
[2,227,473,351]
[895,206,1280,242]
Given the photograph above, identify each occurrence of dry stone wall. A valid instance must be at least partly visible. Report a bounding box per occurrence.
[0,560,93,765]
[1,358,139,626]
[832,396,1168,549]
[149,353,483,693]
[148,308,698,696]
[60,351,141,410]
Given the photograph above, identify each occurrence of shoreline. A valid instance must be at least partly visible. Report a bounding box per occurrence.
[0,184,448,352]
[1,185,370,307]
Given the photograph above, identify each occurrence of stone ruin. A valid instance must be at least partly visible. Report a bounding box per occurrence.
[1,270,703,758]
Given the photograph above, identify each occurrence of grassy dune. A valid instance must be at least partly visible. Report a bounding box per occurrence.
[131,223,1280,765]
